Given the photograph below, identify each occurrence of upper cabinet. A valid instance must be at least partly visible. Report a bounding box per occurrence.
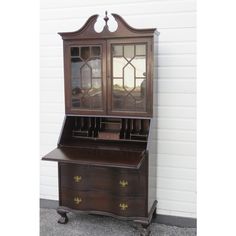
[59,12,156,117]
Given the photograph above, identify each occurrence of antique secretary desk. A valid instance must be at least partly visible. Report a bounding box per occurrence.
[42,12,158,236]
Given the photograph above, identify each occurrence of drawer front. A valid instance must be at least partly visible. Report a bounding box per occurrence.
[60,164,146,196]
[60,164,89,190]
[61,188,147,217]
[91,167,146,196]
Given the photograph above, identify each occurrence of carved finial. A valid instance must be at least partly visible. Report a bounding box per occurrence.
[104,11,109,25]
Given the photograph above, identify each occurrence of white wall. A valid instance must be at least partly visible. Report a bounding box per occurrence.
[40,0,196,219]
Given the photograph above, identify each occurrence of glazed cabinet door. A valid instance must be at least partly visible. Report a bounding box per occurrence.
[64,40,106,115]
[107,38,153,117]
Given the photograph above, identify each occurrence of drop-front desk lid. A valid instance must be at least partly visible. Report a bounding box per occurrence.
[42,146,146,169]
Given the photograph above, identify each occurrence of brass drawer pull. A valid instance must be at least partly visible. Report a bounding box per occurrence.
[74,197,82,205]
[119,203,128,211]
[74,176,82,183]
[119,180,128,188]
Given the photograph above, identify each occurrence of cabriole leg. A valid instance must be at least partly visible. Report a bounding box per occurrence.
[57,208,69,224]
[140,223,151,236]
[152,207,157,219]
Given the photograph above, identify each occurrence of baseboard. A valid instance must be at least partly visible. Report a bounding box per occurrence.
[40,198,196,228]
[154,213,196,228]
[40,198,59,209]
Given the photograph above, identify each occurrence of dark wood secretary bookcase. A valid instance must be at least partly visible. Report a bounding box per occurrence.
[42,12,158,236]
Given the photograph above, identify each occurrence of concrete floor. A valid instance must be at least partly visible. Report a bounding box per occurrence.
[40,208,196,236]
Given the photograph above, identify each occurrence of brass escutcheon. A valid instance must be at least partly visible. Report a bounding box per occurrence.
[74,197,82,205]
[119,180,128,188]
[74,176,82,182]
[119,203,128,211]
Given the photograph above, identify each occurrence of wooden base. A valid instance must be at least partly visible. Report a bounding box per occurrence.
[57,200,157,236]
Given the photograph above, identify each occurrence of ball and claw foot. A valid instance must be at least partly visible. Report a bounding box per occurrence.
[57,209,69,224]
[140,224,151,236]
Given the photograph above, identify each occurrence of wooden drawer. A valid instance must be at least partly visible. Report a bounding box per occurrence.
[61,188,147,217]
[59,163,146,196]
[60,164,89,190]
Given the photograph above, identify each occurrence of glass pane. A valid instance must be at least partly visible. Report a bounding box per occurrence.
[113,79,123,88]
[71,57,83,96]
[71,45,102,110]
[133,79,146,110]
[72,98,80,108]
[124,64,135,91]
[81,64,92,89]
[113,57,127,77]
[132,56,146,77]
[124,94,136,110]
[111,43,147,112]
[113,45,123,56]
[92,78,101,89]
[80,95,91,109]
[72,86,82,96]
[136,45,146,56]
[71,47,79,56]
[135,99,145,110]
[134,79,146,99]
[71,58,83,79]
[124,45,134,59]
[112,98,123,110]
[91,46,101,57]
[81,47,90,60]
[88,58,101,77]
[89,80,102,109]
[91,94,102,109]
[113,78,127,110]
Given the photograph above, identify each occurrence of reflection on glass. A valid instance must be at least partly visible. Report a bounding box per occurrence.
[136,78,145,88]
[81,47,90,60]
[80,95,91,109]
[124,64,135,91]
[91,46,101,57]
[124,45,134,59]
[136,45,146,55]
[71,58,83,79]
[124,95,136,109]
[132,56,146,77]
[113,79,123,88]
[113,57,127,77]
[113,45,123,56]
[92,78,101,89]
[92,95,102,109]
[81,64,92,89]
[113,79,126,110]
[71,57,83,96]
[72,81,81,96]
[70,45,102,109]
[72,98,80,108]
[88,58,101,77]
[111,43,147,111]
[134,79,146,99]
[112,99,122,109]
